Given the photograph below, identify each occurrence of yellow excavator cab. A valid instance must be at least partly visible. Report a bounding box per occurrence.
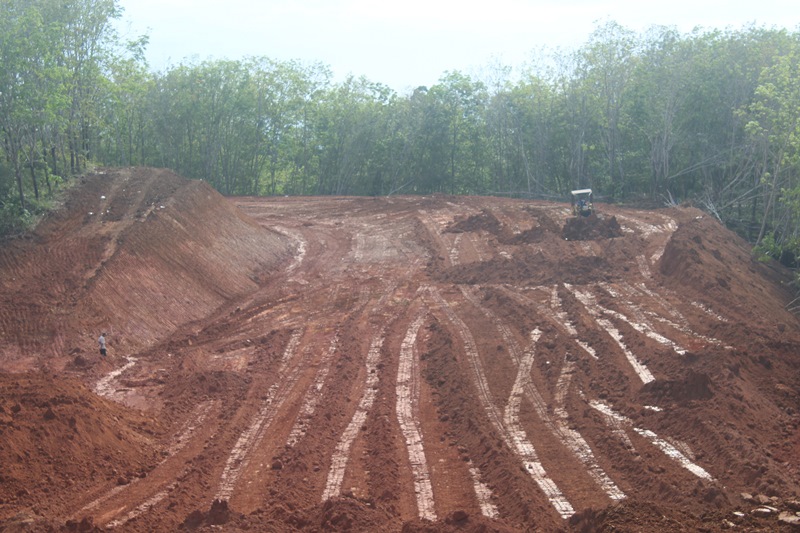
[571,189,593,217]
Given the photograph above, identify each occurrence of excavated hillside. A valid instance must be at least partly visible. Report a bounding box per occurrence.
[0,167,799,532]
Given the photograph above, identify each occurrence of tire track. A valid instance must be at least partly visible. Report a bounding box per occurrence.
[604,282,729,349]
[285,333,338,448]
[548,285,598,359]
[464,286,625,504]
[498,285,597,360]
[425,287,574,519]
[466,462,498,518]
[566,284,655,384]
[74,399,218,524]
[595,283,687,355]
[396,312,436,521]
[105,479,179,529]
[322,332,385,500]
[94,357,139,400]
[215,329,305,501]
[272,225,307,281]
[589,399,713,481]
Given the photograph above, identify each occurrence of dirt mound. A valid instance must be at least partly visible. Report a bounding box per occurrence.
[446,208,562,245]
[0,373,163,520]
[0,167,291,369]
[658,209,796,326]
[562,214,623,241]
[435,249,616,286]
[446,209,504,236]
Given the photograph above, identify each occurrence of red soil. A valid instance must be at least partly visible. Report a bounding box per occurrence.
[1,168,798,532]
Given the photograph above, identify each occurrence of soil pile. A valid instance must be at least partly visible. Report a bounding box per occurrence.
[0,373,163,523]
[561,214,624,241]
[658,208,796,325]
[0,168,291,369]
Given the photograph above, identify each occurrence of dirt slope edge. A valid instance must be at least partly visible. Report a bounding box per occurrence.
[0,167,292,369]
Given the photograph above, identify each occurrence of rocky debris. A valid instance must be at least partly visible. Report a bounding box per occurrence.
[780,512,800,526]
[181,499,233,529]
[735,492,800,528]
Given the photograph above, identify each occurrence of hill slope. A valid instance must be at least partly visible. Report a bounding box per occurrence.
[0,167,291,369]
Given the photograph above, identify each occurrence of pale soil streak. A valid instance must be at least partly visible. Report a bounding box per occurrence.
[551,360,625,499]
[322,333,385,501]
[449,234,462,266]
[504,329,575,519]
[75,400,217,522]
[650,218,677,264]
[94,357,138,399]
[215,329,305,501]
[396,312,436,521]
[272,225,307,280]
[425,287,571,519]
[353,224,403,263]
[467,286,625,504]
[496,285,597,360]
[589,399,713,481]
[566,284,655,384]
[548,285,597,359]
[164,399,217,456]
[580,391,635,452]
[636,255,652,278]
[596,283,687,355]
[614,214,676,267]
[606,282,728,349]
[286,334,338,448]
[691,301,730,323]
[613,214,664,238]
[106,480,179,529]
[418,211,454,268]
[467,462,498,519]
[624,282,684,321]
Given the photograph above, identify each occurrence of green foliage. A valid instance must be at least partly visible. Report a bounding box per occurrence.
[754,233,782,262]
[3,1,800,301]
[0,186,49,238]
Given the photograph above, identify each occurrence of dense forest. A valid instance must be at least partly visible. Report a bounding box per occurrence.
[1,0,799,289]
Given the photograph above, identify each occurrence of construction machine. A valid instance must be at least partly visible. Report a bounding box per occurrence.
[571,189,593,217]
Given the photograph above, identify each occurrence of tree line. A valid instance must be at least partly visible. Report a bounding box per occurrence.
[1,1,799,289]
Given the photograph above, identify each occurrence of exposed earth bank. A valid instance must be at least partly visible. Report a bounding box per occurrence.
[1,168,799,532]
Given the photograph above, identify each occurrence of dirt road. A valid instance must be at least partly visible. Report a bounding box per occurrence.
[1,168,799,531]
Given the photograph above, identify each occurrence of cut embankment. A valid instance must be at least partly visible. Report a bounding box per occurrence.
[0,168,292,365]
[88,176,291,354]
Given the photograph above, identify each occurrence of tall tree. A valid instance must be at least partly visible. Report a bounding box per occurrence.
[743,48,800,245]
[580,21,638,199]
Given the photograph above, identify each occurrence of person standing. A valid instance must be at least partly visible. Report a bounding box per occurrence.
[98,332,107,357]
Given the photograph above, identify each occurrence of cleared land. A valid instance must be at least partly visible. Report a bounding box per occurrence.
[1,168,799,532]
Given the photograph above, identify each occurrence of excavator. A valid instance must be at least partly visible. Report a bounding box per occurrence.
[570,189,593,217]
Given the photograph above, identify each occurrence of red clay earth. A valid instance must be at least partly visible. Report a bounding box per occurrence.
[1,167,799,532]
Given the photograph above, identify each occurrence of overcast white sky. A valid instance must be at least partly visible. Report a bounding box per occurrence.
[115,0,798,92]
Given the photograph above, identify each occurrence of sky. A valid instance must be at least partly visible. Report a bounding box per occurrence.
[115,0,798,92]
